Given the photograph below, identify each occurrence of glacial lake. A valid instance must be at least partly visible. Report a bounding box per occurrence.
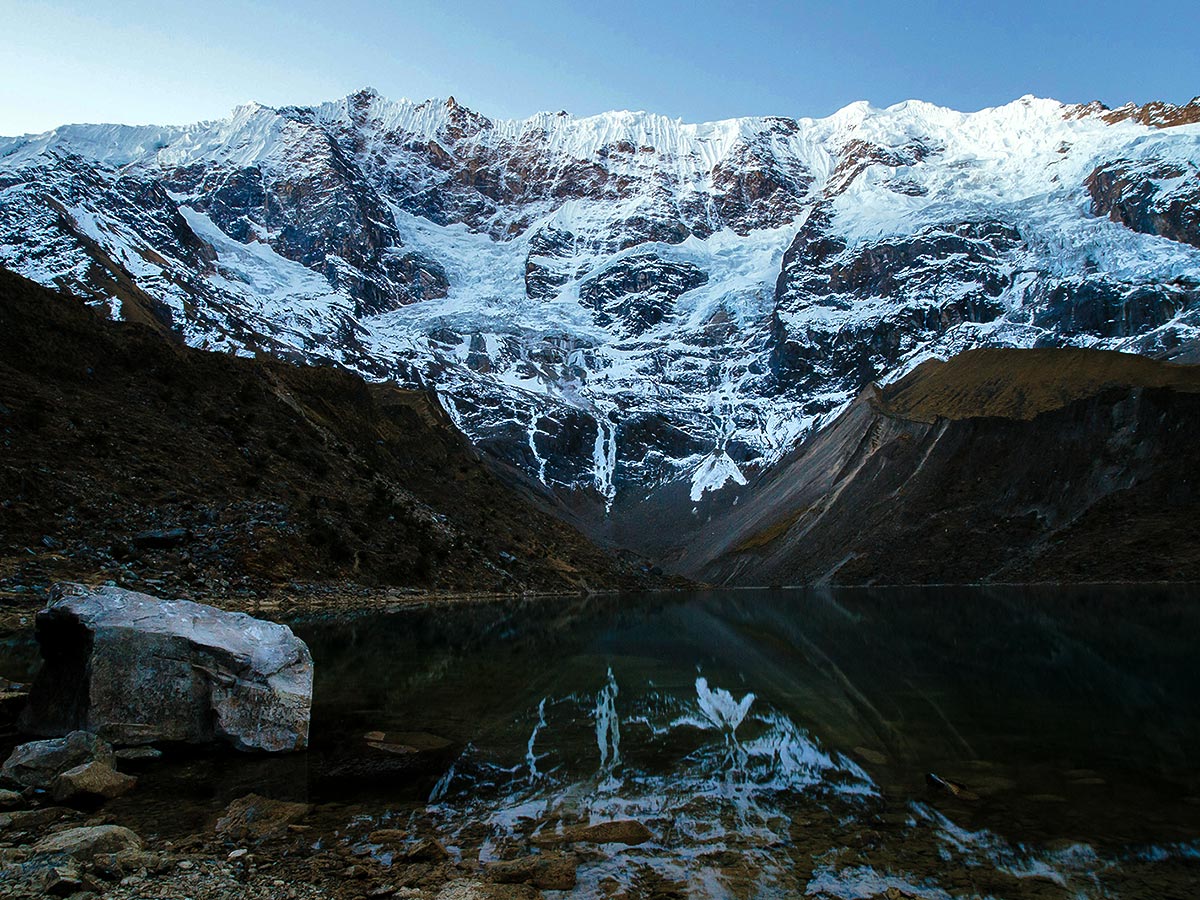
[4,586,1199,898]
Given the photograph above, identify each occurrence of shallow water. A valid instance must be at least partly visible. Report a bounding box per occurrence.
[5,586,1200,897]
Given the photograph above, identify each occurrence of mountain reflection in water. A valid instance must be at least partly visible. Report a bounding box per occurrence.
[289,586,1200,898]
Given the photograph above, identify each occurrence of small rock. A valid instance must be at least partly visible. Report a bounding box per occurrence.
[93,848,170,879]
[51,760,137,802]
[178,859,194,869]
[2,806,74,834]
[33,824,142,858]
[228,848,248,860]
[114,746,163,762]
[365,731,453,756]
[393,837,450,863]
[531,819,652,846]
[853,746,889,766]
[368,828,408,845]
[215,793,311,842]
[487,852,577,890]
[2,732,115,789]
[0,789,21,808]
[132,528,190,550]
[925,773,979,801]
[44,861,85,897]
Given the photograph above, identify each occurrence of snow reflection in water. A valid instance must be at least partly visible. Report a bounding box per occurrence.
[279,587,1200,898]
[420,670,867,896]
[385,667,1199,899]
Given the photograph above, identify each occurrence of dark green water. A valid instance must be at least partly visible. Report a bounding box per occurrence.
[4,586,1199,897]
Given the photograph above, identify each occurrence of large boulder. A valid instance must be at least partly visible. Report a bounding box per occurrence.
[22,584,312,752]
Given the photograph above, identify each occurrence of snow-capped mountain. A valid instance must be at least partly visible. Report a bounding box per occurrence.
[2,89,1198,525]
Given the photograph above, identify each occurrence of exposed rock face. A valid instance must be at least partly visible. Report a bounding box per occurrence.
[579,256,708,336]
[1091,97,1200,129]
[1086,160,1200,249]
[771,214,1021,394]
[23,584,312,752]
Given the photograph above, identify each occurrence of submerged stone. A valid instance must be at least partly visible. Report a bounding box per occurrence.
[487,852,578,890]
[214,793,312,842]
[50,760,137,802]
[531,819,653,846]
[22,583,312,752]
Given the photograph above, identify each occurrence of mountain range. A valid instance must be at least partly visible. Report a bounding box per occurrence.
[2,89,1198,579]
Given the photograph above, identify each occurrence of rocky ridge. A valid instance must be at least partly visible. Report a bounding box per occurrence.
[1,91,1199,529]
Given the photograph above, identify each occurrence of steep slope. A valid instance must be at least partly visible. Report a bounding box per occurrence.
[0,269,653,607]
[1,91,1199,530]
[675,348,1200,585]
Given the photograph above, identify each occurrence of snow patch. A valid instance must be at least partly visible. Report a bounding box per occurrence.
[690,452,748,501]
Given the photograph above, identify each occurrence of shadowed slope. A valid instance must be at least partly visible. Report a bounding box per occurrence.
[674,348,1200,585]
[0,268,652,608]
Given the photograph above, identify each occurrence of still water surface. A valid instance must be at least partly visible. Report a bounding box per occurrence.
[7,586,1200,897]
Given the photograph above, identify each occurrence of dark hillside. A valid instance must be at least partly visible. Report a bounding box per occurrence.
[0,269,650,612]
[673,348,1200,585]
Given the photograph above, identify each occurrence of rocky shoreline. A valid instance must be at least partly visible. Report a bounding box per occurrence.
[0,582,621,900]
[0,781,598,899]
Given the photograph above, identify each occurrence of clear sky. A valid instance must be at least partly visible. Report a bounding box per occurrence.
[2,0,1197,135]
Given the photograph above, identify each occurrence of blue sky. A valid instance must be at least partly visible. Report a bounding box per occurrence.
[2,0,1197,134]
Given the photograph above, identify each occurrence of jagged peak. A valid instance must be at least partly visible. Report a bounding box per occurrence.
[1,88,1187,177]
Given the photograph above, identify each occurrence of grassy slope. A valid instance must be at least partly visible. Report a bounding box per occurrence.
[883,347,1200,421]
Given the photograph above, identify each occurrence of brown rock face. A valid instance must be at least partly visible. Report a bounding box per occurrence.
[1086,160,1200,249]
[824,138,936,198]
[1100,97,1200,128]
